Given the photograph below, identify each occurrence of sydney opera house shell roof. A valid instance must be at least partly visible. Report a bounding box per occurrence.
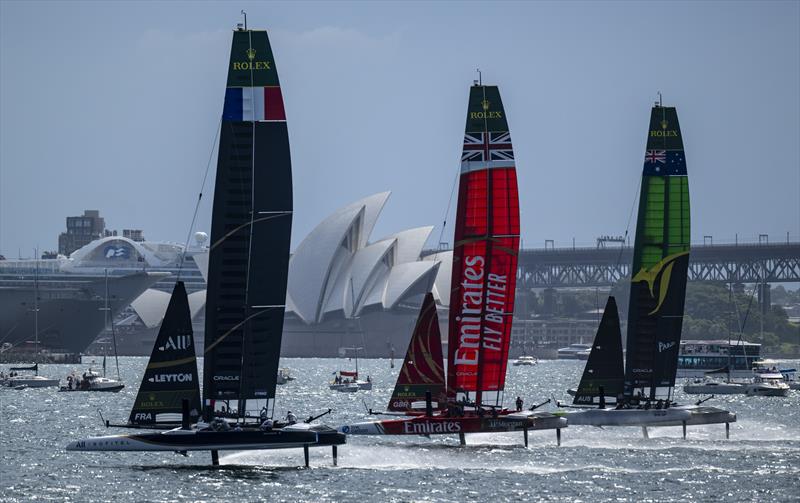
[280,191,449,356]
[286,192,443,324]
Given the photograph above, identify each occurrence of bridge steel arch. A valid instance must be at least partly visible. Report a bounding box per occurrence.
[517,242,800,289]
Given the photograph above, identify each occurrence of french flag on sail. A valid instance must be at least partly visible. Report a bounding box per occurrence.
[223,87,286,121]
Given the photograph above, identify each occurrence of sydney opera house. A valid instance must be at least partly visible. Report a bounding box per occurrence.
[282,192,451,357]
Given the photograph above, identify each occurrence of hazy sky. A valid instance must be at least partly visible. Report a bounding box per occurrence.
[1,1,798,258]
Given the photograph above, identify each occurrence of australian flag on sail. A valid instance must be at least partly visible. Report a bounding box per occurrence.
[644,150,686,176]
[223,86,286,122]
[461,132,514,163]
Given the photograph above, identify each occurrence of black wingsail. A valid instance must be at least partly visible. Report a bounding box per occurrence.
[129,281,200,425]
[203,28,292,416]
[623,105,690,402]
[573,296,624,406]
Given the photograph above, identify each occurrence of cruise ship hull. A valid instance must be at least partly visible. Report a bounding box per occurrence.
[0,272,168,353]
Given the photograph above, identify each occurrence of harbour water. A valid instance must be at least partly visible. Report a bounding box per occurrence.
[1,358,798,502]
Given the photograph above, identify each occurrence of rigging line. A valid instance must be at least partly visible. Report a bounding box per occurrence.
[177,115,222,282]
[735,280,759,335]
[614,171,643,275]
[105,269,121,381]
[434,83,478,263]
[433,167,460,261]
[726,281,747,380]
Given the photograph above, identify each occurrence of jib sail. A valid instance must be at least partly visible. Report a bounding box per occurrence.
[129,281,200,425]
[203,28,293,415]
[446,84,520,407]
[573,296,624,406]
[623,104,690,401]
[387,293,446,412]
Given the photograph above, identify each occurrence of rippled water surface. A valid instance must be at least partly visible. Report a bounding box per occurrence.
[2,358,798,502]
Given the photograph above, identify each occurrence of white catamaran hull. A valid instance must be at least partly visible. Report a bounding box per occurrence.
[666,405,737,426]
[744,384,790,397]
[4,376,59,388]
[330,381,371,392]
[560,408,692,426]
[513,411,570,430]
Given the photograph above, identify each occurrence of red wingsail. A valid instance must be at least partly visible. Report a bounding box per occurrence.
[387,293,446,412]
[446,85,520,407]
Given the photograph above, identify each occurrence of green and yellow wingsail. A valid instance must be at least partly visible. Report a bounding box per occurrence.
[623,105,690,401]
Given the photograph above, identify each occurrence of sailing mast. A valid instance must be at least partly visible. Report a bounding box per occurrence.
[103,269,121,381]
[623,102,690,404]
[446,82,520,409]
[203,25,292,421]
[33,250,39,365]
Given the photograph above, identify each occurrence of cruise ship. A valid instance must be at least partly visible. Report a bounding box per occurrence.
[0,235,206,356]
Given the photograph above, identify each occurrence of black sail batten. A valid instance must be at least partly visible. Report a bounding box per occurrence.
[623,105,690,402]
[203,29,292,412]
[573,296,624,406]
[129,281,200,425]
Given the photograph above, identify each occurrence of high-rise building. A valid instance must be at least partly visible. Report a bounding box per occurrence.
[57,210,106,256]
[122,229,145,242]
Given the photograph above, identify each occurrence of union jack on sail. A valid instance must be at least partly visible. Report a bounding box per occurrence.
[644,150,666,164]
[461,132,515,163]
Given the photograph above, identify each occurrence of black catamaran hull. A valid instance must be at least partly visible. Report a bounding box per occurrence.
[67,426,345,452]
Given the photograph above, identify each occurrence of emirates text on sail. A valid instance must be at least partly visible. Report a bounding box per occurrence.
[453,255,509,366]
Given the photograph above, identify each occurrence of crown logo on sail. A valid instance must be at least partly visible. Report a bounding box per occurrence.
[660,119,669,130]
[631,251,689,315]
[246,48,257,61]
[481,99,490,111]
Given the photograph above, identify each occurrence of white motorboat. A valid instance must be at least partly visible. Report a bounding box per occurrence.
[744,372,790,397]
[1,364,59,388]
[683,378,747,395]
[512,356,538,366]
[779,368,799,390]
[4,374,60,388]
[60,369,124,392]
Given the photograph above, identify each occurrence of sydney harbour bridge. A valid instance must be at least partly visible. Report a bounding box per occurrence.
[517,239,800,289]
[505,238,800,355]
